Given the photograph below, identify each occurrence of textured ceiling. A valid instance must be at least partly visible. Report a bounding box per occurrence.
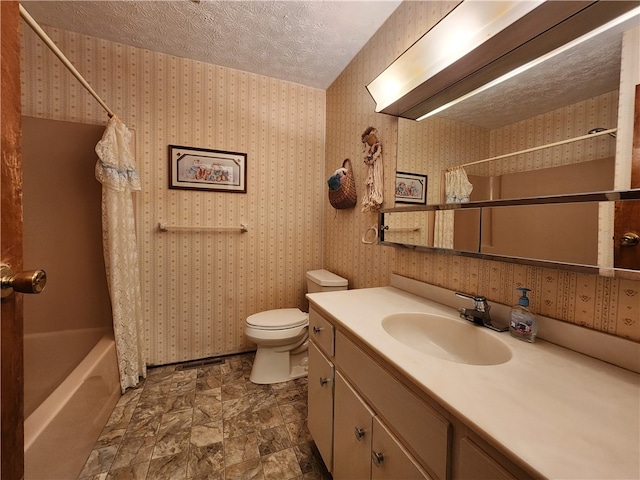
[21,0,402,90]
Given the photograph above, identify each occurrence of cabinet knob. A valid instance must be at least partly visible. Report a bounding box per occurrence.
[313,326,324,334]
[354,427,366,441]
[371,451,384,467]
[319,377,331,387]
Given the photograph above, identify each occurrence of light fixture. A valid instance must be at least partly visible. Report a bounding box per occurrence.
[367,0,640,121]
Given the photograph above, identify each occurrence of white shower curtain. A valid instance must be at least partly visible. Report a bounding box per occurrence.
[95,115,146,392]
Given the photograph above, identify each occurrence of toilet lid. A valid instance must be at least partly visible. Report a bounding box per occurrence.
[246,308,308,329]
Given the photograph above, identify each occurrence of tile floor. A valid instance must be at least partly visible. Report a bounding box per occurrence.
[78,353,332,480]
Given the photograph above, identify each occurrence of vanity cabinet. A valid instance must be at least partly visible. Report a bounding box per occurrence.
[308,306,528,480]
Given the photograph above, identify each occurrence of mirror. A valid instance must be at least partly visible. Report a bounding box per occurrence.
[396,12,639,203]
[380,195,640,278]
[389,8,640,273]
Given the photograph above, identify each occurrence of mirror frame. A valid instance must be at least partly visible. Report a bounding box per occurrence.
[379,189,640,280]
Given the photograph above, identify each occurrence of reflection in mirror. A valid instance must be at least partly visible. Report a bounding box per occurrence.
[480,203,599,265]
[382,209,481,253]
[396,12,638,204]
[380,197,640,275]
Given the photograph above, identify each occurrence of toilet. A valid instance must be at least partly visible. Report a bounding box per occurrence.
[245,269,348,384]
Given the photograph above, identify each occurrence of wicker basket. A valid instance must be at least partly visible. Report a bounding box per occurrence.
[328,158,357,209]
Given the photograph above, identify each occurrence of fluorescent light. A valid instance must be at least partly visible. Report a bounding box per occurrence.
[416,5,640,121]
[367,0,544,113]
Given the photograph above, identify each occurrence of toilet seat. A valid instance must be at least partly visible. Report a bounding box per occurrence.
[246,308,308,330]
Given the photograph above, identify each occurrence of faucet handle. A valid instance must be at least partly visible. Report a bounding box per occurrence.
[455,292,490,312]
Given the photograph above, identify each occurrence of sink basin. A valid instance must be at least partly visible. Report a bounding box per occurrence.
[381,313,512,365]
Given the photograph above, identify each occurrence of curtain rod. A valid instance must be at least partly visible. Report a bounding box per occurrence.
[459,128,617,169]
[19,4,115,118]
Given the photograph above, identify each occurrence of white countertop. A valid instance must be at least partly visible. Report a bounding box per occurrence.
[307,286,640,480]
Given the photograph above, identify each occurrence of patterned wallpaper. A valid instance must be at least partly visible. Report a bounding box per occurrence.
[21,27,326,365]
[20,0,639,371]
[324,1,639,342]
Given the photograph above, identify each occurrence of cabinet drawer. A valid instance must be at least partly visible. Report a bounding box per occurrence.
[308,341,335,471]
[310,308,335,356]
[336,331,451,480]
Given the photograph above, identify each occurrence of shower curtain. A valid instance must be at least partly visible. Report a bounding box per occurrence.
[435,167,474,249]
[95,115,146,392]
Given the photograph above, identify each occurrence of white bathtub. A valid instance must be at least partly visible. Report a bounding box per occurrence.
[24,330,121,480]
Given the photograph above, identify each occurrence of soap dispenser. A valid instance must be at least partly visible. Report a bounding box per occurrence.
[509,287,538,343]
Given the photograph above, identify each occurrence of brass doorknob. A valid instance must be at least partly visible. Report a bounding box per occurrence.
[621,232,639,247]
[1,264,47,298]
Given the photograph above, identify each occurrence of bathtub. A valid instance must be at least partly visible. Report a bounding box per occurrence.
[24,329,121,480]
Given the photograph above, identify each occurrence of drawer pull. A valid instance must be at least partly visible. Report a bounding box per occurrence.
[319,377,331,387]
[313,326,324,334]
[372,451,384,467]
[354,427,366,441]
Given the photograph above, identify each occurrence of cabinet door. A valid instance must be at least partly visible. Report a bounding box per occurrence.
[333,372,374,480]
[308,341,334,471]
[371,417,432,480]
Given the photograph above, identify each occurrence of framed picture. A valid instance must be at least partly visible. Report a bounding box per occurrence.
[169,145,247,193]
[395,172,427,204]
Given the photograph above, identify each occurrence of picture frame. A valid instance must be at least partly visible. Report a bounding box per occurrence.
[169,145,247,193]
[395,172,427,204]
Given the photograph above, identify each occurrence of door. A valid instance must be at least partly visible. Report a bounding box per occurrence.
[1,1,25,479]
[614,84,640,270]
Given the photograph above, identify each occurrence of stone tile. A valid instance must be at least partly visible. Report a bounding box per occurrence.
[191,421,224,447]
[84,352,330,480]
[165,390,196,414]
[105,461,150,480]
[193,398,223,426]
[197,364,223,378]
[170,370,198,393]
[294,442,330,478]
[223,411,256,439]
[256,425,292,456]
[285,421,313,445]
[251,405,284,430]
[279,401,307,424]
[78,473,109,480]
[146,450,188,480]
[222,368,246,385]
[106,401,138,431]
[224,433,261,467]
[261,448,303,480]
[126,412,162,438]
[221,381,248,401]
[187,441,224,478]
[110,434,156,470]
[196,374,221,391]
[189,472,224,480]
[224,457,264,480]
[274,387,304,405]
[94,428,127,450]
[78,445,118,477]
[152,409,193,459]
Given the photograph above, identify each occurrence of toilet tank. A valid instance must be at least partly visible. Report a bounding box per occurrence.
[305,269,348,293]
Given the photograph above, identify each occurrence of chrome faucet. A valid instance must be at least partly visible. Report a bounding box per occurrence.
[455,292,508,332]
